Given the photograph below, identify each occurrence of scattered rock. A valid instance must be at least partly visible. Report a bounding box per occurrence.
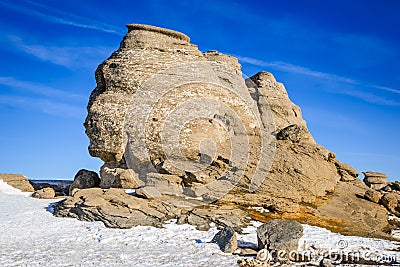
[364,190,383,203]
[211,227,237,253]
[30,180,72,196]
[237,258,270,267]
[257,219,303,254]
[0,174,34,192]
[31,187,56,199]
[363,171,388,190]
[100,163,139,189]
[69,169,100,196]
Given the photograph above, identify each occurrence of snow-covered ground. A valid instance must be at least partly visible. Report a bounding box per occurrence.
[1,180,400,267]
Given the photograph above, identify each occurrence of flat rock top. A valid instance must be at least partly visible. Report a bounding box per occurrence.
[125,23,190,42]
[363,171,388,178]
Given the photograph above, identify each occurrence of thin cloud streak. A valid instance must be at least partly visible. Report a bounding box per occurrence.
[0,0,124,35]
[0,76,84,100]
[0,95,83,118]
[9,36,113,69]
[237,55,400,104]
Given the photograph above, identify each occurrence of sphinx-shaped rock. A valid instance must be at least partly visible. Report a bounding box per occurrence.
[65,24,391,237]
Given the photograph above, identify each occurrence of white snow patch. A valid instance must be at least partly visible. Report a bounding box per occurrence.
[248,206,270,213]
[2,184,400,266]
[0,180,32,196]
[0,191,241,267]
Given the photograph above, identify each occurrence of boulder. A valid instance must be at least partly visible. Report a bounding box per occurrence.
[364,190,383,203]
[31,187,56,199]
[0,174,34,192]
[211,227,237,253]
[99,163,139,189]
[257,219,303,253]
[69,169,100,196]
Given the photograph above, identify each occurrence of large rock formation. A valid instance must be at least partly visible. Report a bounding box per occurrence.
[55,24,392,238]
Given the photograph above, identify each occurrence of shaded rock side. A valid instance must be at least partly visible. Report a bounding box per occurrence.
[99,163,139,189]
[211,227,238,253]
[0,174,34,192]
[69,169,100,196]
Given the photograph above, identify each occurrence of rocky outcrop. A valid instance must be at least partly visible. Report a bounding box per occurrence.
[54,187,251,231]
[31,187,56,199]
[0,174,34,192]
[69,169,100,196]
[56,23,393,238]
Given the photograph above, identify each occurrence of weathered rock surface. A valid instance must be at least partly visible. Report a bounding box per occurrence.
[84,23,345,213]
[69,169,100,196]
[99,163,138,189]
[0,174,34,192]
[54,187,251,231]
[380,192,400,217]
[364,189,383,203]
[54,188,177,228]
[334,160,359,181]
[31,187,56,199]
[211,227,237,253]
[257,219,303,253]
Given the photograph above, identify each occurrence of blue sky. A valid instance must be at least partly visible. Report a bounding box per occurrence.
[0,0,399,181]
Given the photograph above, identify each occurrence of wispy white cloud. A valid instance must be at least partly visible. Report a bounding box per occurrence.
[342,90,399,106]
[0,76,84,100]
[237,55,400,106]
[9,36,113,69]
[0,95,83,118]
[0,0,124,35]
[237,56,357,84]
